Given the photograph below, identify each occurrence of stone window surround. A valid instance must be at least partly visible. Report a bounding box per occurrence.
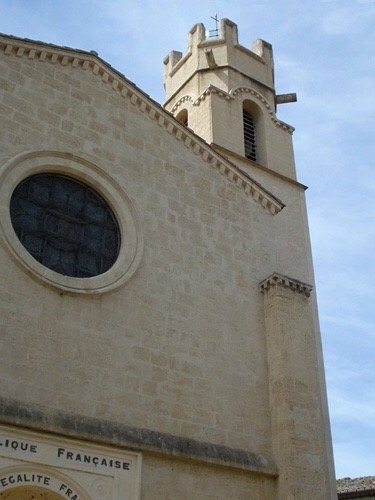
[0,150,143,294]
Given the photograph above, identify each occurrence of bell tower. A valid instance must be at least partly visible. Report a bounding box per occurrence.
[164,19,337,500]
[164,18,297,179]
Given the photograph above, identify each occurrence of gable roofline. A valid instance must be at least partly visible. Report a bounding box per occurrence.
[0,33,285,215]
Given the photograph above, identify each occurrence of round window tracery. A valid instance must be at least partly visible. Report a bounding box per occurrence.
[9,173,120,278]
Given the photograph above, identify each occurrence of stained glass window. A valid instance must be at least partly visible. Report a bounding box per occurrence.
[10,174,120,278]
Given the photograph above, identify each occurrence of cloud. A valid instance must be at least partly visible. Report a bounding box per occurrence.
[322,5,375,35]
[335,440,375,478]
[330,393,375,427]
[322,315,374,335]
[326,355,375,477]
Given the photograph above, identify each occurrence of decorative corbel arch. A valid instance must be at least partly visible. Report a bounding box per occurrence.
[230,86,294,133]
[171,95,194,113]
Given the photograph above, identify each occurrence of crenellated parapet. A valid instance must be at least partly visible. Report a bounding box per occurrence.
[163,19,298,178]
[164,18,274,106]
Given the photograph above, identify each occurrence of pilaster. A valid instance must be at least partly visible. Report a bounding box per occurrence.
[260,273,336,499]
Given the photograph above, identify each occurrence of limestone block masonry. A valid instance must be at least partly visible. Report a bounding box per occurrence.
[0,18,336,499]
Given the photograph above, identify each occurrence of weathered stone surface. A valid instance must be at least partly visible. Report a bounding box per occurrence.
[0,17,336,499]
[0,397,274,473]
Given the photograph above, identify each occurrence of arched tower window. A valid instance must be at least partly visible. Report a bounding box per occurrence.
[243,109,256,162]
[242,99,266,165]
[176,108,188,126]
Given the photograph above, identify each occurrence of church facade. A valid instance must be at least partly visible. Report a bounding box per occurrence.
[0,19,336,499]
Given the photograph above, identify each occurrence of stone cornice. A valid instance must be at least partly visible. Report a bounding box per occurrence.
[0,33,285,216]
[259,273,313,297]
[163,65,275,107]
[195,84,233,105]
[0,397,278,477]
[211,143,307,191]
[170,85,294,134]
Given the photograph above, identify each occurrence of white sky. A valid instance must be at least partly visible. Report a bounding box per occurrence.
[1,0,374,479]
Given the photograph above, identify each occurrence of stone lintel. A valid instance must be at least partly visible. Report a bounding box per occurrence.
[0,397,277,476]
[259,273,313,297]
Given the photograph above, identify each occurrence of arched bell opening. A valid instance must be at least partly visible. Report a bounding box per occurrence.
[176,108,188,126]
[242,99,267,166]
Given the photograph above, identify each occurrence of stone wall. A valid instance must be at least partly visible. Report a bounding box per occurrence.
[0,32,336,498]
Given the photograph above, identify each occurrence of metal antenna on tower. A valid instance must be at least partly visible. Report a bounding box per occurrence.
[209,14,219,38]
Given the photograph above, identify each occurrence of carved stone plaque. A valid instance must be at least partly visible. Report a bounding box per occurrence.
[0,425,141,499]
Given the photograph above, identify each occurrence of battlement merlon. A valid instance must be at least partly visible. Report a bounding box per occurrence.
[163,19,275,105]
